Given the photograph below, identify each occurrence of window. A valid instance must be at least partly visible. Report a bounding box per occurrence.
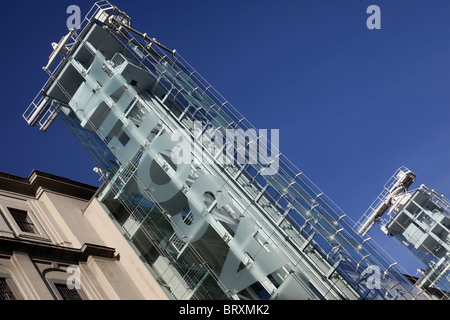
[54,283,82,300]
[8,208,37,234]
[0,278,16,300]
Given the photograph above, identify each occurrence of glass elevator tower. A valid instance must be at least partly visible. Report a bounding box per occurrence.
[356,168,449,299]
[23,1,432,300]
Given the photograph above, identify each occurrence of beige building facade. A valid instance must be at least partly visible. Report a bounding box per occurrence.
[0,170,168,300]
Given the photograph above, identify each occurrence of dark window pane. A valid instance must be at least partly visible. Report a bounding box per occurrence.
[54,283,82,300]
[0,278,16,300]
[8,208,37,234]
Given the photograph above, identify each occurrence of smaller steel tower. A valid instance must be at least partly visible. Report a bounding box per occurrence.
[357,167,449,299]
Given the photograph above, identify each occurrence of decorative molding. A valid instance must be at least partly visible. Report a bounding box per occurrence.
[0,170,98,201]
[0,236,116,264]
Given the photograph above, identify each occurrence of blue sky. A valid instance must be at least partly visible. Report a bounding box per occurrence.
[2,0,450,276]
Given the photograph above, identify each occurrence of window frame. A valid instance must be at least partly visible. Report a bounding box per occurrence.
[8,208,38,234]
[48,278,86,301]
[0,201,49,241]
[0,273,22,300]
